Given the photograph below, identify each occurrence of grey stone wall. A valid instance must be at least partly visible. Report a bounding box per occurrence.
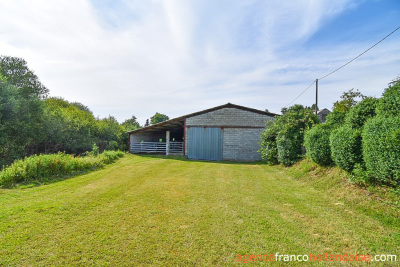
[222,128,264,161]
[186,108,271,127]
[185,107,273,160]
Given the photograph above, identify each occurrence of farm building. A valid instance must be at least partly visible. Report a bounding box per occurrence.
[128,103,277,161]
[317,108,331,123]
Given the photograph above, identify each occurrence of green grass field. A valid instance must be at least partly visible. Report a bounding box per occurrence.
[0,155,399,266]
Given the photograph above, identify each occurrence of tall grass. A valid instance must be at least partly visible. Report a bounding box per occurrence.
[0,151,124,188]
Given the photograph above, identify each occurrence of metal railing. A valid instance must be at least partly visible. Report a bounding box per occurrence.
[130,142,183,154]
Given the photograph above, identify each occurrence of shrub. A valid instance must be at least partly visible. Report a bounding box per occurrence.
[325,110,346,128]
[362,116,400,184]
[92,143,99,156]
[376,83,400,117]
[277,132,301,166]
[345,97,378,129]
[258,120,279,164]
[276,105,319,166]
[0,151,124,188]
[304,124,333,166]
[330,126,362,172]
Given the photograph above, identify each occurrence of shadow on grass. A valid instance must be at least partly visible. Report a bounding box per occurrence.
[133,153,268,166]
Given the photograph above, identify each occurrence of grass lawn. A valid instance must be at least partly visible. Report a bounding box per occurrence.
[0,154,399,266]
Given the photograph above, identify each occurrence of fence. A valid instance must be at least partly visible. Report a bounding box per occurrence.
[130,142,183,154]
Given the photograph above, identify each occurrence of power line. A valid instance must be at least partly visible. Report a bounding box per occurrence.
[318,26,400,80]
[284,25,400,108]
[285,80,315,107]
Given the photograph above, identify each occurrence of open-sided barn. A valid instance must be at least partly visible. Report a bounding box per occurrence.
[128,103,277,161]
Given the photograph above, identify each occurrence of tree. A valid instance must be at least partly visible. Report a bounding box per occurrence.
[121,116,140,131]
[259,104,319,166]
[0,56,49,98]
[96,115,125,151]
[332,89,365,112]
[388,74,400,87]
[71,102,93,114]
[42,97,97,154]
[144,119,150,127]
[150,112,169,124]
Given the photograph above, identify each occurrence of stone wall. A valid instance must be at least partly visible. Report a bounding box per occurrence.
[222,128,264,161]
[185,108,271,127]
[185,107,273,161]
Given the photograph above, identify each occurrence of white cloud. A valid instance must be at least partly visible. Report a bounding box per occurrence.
[0,0,398,123]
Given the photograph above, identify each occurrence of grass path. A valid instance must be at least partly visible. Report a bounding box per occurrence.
[0,155,399,266]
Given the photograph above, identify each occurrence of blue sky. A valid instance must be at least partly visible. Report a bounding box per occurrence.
[0,0,399,124]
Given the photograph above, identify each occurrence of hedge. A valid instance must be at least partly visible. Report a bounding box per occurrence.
[277,132,302,166]
[362,116,400,184]
[330,126,362,172]
[304,124,333,166]
[376,83,400,117]
[258,120,279,164]
[345,97,377,129]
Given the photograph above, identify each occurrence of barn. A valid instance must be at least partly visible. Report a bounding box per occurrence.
[128,103,277,161]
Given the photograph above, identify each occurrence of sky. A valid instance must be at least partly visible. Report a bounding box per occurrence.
[0,0,399,124]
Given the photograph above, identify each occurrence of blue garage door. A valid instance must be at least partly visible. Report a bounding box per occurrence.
[188,127,222,161]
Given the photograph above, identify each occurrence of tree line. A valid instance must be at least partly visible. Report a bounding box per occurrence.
[0,56,168,168]
[259,77,400,187]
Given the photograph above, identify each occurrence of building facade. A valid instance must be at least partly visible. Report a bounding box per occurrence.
[128,103,276,161]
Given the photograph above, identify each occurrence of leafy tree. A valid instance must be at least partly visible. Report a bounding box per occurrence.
[258,120,279,164]
[332,89,365,112]
[150,112,169,124]
[144,119,150,127]
[388,74,400,87]
[0,75,44,166]
[42,97,97,154]
[71,102,93,114]
[96,115,125,151]
[0,56,49,98]
[121,116,140,131]
[260,105,319,166]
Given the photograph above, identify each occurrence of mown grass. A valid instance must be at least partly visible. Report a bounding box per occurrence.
[0,155,399,266]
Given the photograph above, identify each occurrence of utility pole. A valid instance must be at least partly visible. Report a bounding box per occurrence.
[315,79,318,115]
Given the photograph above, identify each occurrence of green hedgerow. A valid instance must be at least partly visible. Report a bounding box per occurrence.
[304,124,333,166]
[258,120,279,165]
[362,116,400,184]
[345,97,378,129]
[275,105,319,166]
[330,126,362,172]
[376,83,400,117]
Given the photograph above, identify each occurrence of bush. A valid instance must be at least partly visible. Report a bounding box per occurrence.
[276,132,301,166]
[345,97,378,129]
[330,126,362,172]
[376,83,400,117]
[362,116,400,184]
[304,124,333,166]
[0,151,124,188]
[325,110,346,128]
[275,105,319,166]
[258,120,279,164]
